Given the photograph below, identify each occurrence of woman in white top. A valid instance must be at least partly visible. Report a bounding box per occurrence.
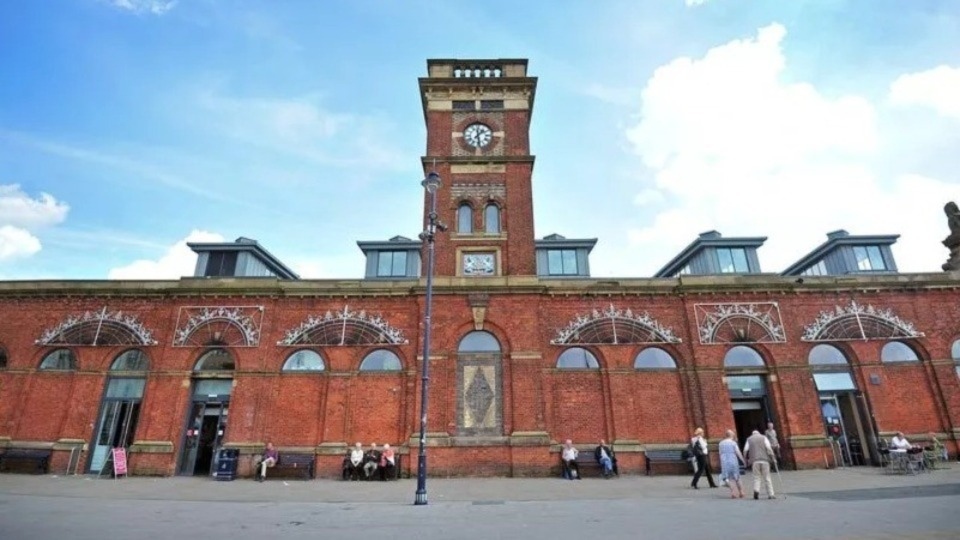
[690,427,718,489]
[890,432,912,453]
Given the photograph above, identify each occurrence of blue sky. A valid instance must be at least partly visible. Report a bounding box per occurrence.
[1,0,958,279]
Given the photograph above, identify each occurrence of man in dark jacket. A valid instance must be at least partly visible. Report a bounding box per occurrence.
[594,439,617,478]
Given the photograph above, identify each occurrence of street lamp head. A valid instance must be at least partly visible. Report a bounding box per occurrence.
[422,172,442,194]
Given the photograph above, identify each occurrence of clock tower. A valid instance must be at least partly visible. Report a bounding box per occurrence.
[418,59,538,277]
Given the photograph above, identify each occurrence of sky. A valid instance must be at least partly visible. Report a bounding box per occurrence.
[0,0,958,280]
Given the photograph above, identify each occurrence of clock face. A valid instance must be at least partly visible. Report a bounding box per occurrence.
[463,123,493,148]
[463,253,495,276]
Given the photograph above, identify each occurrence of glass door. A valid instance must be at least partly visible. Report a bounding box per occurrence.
[88,378,144,473]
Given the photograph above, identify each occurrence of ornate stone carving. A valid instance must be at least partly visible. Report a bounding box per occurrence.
[551,304,680,345]
[801,301,924,341]
[695,303,786,344]
[277,305,408,346]
[943,201,960,271]
[173,306,263,347]
[468,294,489,331]
[36,308,157,346]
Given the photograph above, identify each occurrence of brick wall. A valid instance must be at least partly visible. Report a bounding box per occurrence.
[1,282,959,477]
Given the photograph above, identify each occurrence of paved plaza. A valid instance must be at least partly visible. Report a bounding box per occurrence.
[1,466,959,540]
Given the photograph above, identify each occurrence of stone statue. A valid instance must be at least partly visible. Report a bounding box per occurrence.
[943,202,960,271]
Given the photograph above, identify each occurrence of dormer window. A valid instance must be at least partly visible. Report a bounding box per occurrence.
[547,249,578,276]
[854,246,886,271]
[716,248,749,273]
[377,251,408,277]
[802,260,827,277]
[205,251,238,277]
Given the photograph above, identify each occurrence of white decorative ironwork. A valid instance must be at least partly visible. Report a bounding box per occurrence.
[173,306,263,347]
[550,304,680,345]
[801,301,925,342]
[36,307,157,346]
[695,302,786,345]
[278,305,409,346]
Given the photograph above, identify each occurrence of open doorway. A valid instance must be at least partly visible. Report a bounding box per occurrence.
[732,399,770,449]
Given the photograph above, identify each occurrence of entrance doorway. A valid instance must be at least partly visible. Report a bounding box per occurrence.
[732,399,771,448]
[179,398,230,476]
[88,350,149,474]
[179,349,235,476]
[89,393,141,473]
[813,370,875,466]
[725,373,774,448]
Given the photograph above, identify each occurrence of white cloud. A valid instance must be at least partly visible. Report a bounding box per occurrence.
[620,23,954,275]
[0,184,69,261]
[106,0,177,15]
[0,184,69,229]
[194,88,409,171]
[889,65,960,120]
[0,225,41,261]
[685,0,710,6]
[108,230,224,279]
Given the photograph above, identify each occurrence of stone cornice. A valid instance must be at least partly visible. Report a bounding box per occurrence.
[0,272,958,300]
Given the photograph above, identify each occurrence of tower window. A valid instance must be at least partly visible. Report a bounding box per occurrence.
[453,100,475,110]
[484,204,500,234]
[480,100,504,110]
[458,204,474,233]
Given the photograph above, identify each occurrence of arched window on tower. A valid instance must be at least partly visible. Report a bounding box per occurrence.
[458,203,473,233]
[484,203,500,234]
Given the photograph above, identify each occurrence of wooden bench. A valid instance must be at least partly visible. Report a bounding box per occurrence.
[644,449,688,476]
[0,448,53,474]
[559,451,605,478]
[264,453,315,480]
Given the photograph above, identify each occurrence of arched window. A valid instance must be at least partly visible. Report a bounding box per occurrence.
[723,345,765,369]
[458,203,473,233]
[111,349,149,371]
[282,349,325,371]
[484,204,500,234]
[880,341,919,363]
[951,338,960,360]
[194,349,235,371]
[458,331,500,353]
[359,349,402,371]
[39,348,77,370]
[808,344,848,367]
[556,347,600,369]
[0,346,7,369]
[634,347,677,369]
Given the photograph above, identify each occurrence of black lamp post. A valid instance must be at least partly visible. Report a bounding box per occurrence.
[415,171,443,506]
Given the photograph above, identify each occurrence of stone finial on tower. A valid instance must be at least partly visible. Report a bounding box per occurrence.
[942,201,960,271]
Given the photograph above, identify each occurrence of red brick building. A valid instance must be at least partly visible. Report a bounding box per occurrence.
[1,59,958,478]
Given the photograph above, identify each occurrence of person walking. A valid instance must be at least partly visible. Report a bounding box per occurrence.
[690,427,717,489]
[765,422,781,462]
[718,430,745,498]
[744,429,776,499]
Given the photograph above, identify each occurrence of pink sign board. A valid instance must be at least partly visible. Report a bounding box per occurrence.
[112,447,127,476]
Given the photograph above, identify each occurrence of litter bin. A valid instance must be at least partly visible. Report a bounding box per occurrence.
[214,448,239,481]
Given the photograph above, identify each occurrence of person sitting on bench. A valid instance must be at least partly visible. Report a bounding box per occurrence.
[343,442,364,480]
[594,439,616,478]
[379,443,396,480]
[561,439,580,480]
[363,444,381,480]
[255,442,278,482]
